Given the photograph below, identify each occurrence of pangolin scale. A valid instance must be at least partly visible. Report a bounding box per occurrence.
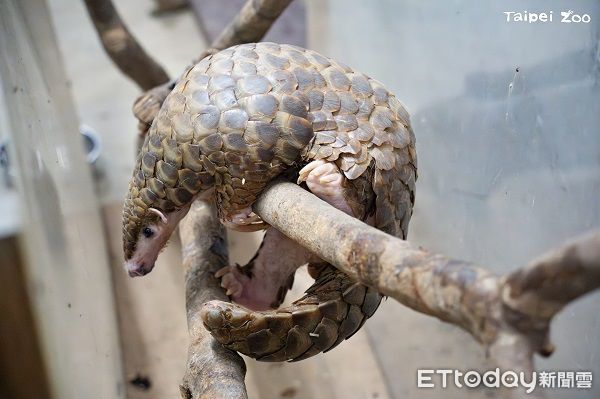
[123,42,417,361]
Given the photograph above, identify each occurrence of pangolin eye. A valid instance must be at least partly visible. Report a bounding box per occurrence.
[142,227,154,238]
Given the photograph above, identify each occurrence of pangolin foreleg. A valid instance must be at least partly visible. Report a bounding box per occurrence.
[220,206,268,232]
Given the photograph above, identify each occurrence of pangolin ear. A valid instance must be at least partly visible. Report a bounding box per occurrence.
[148,208,168,224]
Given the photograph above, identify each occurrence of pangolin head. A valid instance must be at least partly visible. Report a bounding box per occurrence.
[122,170,190,278]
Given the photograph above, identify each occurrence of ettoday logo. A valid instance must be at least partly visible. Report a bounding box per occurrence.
[417,369,593,393]
[417,369,537,393]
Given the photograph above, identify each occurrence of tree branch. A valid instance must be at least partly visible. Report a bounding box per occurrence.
[503,230,600,322]
[211,0,293,51]
[85,0,600,390]
[252,182,600,376]
[178,200,248,399]
[83,0,170,90]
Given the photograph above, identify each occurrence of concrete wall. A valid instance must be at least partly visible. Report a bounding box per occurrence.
[308,1,600,398]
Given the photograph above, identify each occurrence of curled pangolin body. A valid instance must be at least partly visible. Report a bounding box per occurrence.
[123,42,417,360]
[201,265,383,361]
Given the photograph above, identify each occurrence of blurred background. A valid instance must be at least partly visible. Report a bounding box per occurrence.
[0,0,598,398]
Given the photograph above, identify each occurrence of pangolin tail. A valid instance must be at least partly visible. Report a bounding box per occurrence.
[200,265,382,361]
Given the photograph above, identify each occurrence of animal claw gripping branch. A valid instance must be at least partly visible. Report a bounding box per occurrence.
[122,42,417,361]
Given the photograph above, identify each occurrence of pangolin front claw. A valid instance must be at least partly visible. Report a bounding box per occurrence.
[220,206,268,232]
[297,160,326,184]
[201,266,382,362]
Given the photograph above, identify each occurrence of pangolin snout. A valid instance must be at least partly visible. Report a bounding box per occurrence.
[125,261,154,277]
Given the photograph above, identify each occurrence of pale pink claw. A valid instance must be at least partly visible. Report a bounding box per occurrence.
[220,206,267,232]
[216,265,247,299]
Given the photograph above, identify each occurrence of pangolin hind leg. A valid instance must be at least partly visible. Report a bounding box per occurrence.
[216,227,319,310]
[297,160,354,216]
[201,264,382,362]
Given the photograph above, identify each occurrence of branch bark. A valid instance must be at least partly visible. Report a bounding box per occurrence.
[178,200,248,399]
[253,183,503,343]
[252,182,600,375]
[83,0,170,90]
[211,0,293,51]
[503,231,600,322]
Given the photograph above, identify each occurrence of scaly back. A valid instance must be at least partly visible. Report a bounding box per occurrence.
[123,42,416,258]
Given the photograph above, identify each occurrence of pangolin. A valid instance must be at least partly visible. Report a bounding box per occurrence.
[122,42,417,361]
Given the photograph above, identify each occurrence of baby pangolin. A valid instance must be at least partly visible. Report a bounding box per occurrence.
[122,42,417,361]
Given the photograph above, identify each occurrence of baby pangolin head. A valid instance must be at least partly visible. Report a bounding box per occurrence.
[122,190,191,277]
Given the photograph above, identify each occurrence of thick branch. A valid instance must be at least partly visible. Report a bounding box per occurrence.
[503,231,600,318]
[83,0,170,90]
[501,231,600,344]
[211,0,294,51]
[254,183,503,342]
[178,200,247,399]
[253,182,600,367]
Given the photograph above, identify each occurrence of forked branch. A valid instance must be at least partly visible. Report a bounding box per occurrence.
[83,0,600,395]
[211,0,293,51]
[83,0,170,90]
[179,182,598,398]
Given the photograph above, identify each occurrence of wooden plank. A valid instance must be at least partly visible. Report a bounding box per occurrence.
[0,236,52,399]
[0,1,124,398]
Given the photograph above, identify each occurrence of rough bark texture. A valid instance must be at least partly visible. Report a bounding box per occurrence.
[252,182,600,372]
[211,0,293,51]
[178,200,248,399]
[254,182,502,339]
[503,231,600,322]
[83,0,170,90]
